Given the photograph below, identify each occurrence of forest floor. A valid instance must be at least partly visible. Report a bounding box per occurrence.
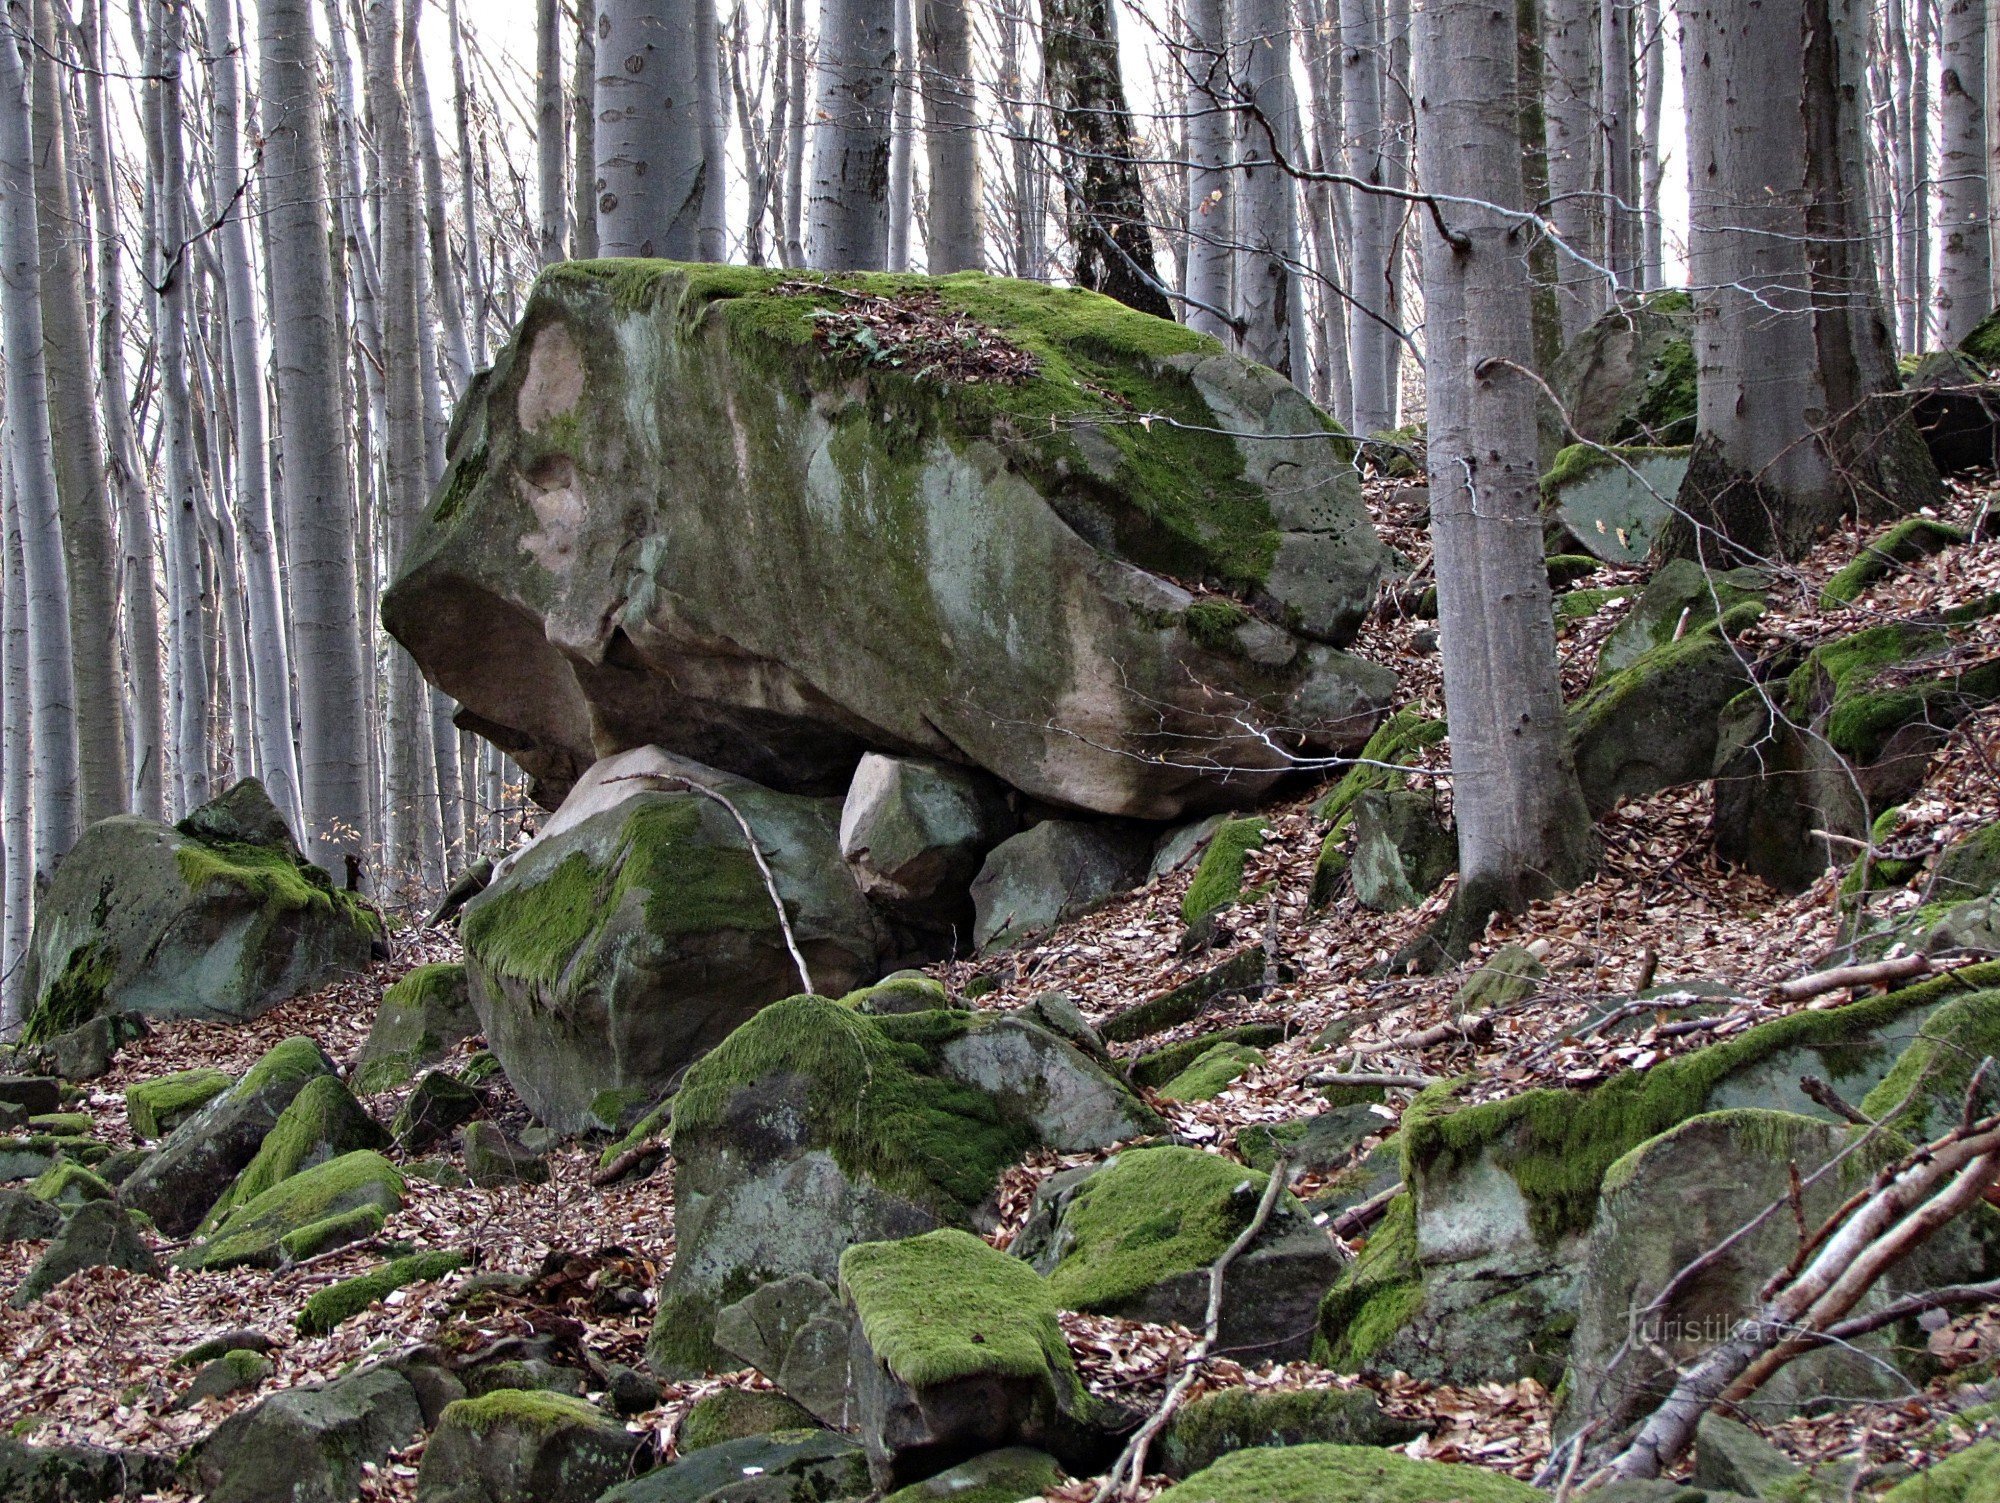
[5,476,2000,1501]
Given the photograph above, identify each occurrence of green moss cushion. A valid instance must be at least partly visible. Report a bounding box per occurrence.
[1154,1443,1545,1503]
[174,1151,404,1272]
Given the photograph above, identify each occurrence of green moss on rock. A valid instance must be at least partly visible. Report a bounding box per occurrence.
[1314,1190,1424,1369]
[1159,1387,1425,1479]
[1882,1437,2000,1503]
[296,1250,467,1335]
[840,1228,1080,1392]
[175,1150,404,1272]
[1154,1442,1546,1503]
[204,1075,387,1230]
[1182,818,1268,927]
[436,1387,609,1437]
[1131,1026,1286,1090]
[1158,1043,1265,1101]
[28,1160,113,1209]
[23,942,118,1046]
[125,1069,233,1140]
[1820,518,1967,607]
[677,1389,819,1453]
[1785,622,2000,764]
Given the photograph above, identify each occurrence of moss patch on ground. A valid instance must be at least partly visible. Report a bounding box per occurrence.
[670,996,1032,1218]
[125,1069,233,1140]
[296,1250,466,1335]
[1402,961,2000,1245]
[1882,1437,2000,1503]
[1182,818,1268,928]
[1154,1442,1545,1503]
[1042,1146,1285,1313]
[841,1228,1080,1392]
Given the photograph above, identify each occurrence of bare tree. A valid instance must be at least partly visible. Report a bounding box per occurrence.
[1936,0,1991,340]
[1414,0,1598,955]
[1343,0,1404,425]
[595,0,706,257]
[572,0,598,260]
[1637,0,1665,289]
[1180,0,1232,338]
[2,424,31,1028]
[920,0,983,271]
[1597,0,1638,295]
[887,0,915,269]
[1235,0,1300,377]
[996,0,1045,279]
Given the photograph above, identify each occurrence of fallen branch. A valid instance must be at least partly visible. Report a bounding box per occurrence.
[1327,1181,1403,1239]
[1346,1011,1494,1057]
[1803,1276,2000,1346]
[1772,953,1930,1005]
[1799,1075,1876,1126]
[589,1137,666,1188]
[1304,1071,1436,1091]
[1091,1155,1292,1502]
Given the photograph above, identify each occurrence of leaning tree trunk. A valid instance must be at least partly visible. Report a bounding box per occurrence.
[207,0,302,828]
[807,0,896,268]
[30,0,125,826]
[0,0,81,877]
[259,0,371,875]
[1415,0,1598,951]
[1936,0,1991,341]
[1665,0,1940,564]
[1234,0,1301,378]
[920,0,984,271]
[1343,0,1403,429]
[595,0,706,258]
[1040,0,1172,315]
[1540,0,1602,340]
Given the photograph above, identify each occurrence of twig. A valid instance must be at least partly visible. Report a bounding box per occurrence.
[1327,1181,1403,1239]
[1345,1012,1495,1057]
[1091,1156,1293,1501]
[1772,953,1930,1005]
[1800,1075,1876,1126]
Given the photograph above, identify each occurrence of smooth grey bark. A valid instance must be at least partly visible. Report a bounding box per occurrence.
[408,20,471,394]
[1040,0,1172,315]
[537,0,566,264]
[81,0,162,819]
[260,0,370,872]
[2,434,30,1029]
[919,0,983,271]
[696,0,728,258]
[1413,0,1596,947]
[807,0,896,268]
[1301,0,1349,416]
[596,0,706,258]
[1541,0,1602,339]
[997,0,1045,279]
[30,0,125,826]
[447,0,490,360]
[1667,0,1939,563]
[1597,0,1638,294]
[1886,0,1923,349]
[207,0,301,827]
[1181,0,1232,338]
[1342,0,1402,427]
[782,0,806,264]
[1637,0,1665,289]
[1235,0,1301,378]
[886,0,915,269]
[572,0,598,260]
[1937,0,1991,340]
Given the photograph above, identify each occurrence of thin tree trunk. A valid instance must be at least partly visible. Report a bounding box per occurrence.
[807,0,896,268]
[1542,0,1602,339]
[1301,0,1350,417]
[1637,0,1665,289]
[572,0,598,260]
[782,0,807,265]
[1040,0,1172,315]
[696,0,729,258]
[30,0,125,826]
[260,0,371,875]
[537,0,566,264]
[1888,0,1923,349]
[998,0,1045,279]
[1598,0,1638,297]
[1937,0,1991,340]
[919,0,983,271]
[1666,0,1940,563]
[1,433,32,1030]
[1414,0,1597,949]
[1343,0,1401,426]
[447,0,490,359]
[1183,0,1233,337]
[595,0,706,257]
[1234,0,1299,376]
[886,0,915,269]
[408,12,470,394]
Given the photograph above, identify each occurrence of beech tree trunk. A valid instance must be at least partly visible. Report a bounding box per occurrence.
[260,0,371,873]
[807,0,896,268]
[1667,0,1940,563]
[695,0,729,259]
[595,0,706,258]
[2,440,31,1029]
[538,0,566,264]
[920,0,983,271]
[998,0,1046,279]
[1937,0,1991,340]
[782,0,807,265]
[1234,0,1300,378]
[1637,0,1666,289]
[1598,0,1639,296]
[1415,0,1597,950]
[1541,0,1602,339]
[1181,0,1233,338]
[1343,0,1403,428]
[572,0,599,260]
[1040,0,1172,315]
[886,0,915,269]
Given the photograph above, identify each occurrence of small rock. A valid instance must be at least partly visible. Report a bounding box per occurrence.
[0,1436,177,1501]
[28,1160,114,1210]
[882,1447,1066,1501]
[1158,1386,1425,1478]
[604,1365,662,1418]
[124,1067,234,1140]
[598,1430,868,1503]
[33,1012,149,1082]
[0,1077,60,1116]
[712,1273,858,1427]
[838,753,1015,921]
[460,1357,586,1399]
[461,1121,548,1188]
[0,1189,63,1243]
[1692,1414,1803,1500]
[175,1349,274,1410]
[1452,944,1545,1010]
[969,821,1150,953]
[677,1387,817,1450]
[176,1328,276,1366]
[392,1070,483,1153]
[1348,789,1456,913]
[353,963,477,1095]
[415,1390,653,1503]
[172,1150,404,1273]
[11,1200,161,1306]
[195,1367,424,1503]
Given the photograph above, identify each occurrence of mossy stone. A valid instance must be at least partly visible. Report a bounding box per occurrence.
[1819,517,1966,607]
[205,1075,388,1230]
[1181,817,1268,928]
[1100,948,1271,1044]
[354,964,476,1095]
[176,1349,274,1409]
[461,1122,548,1187]
[1568,628,1754,816]
[192,1366,425,1503]
[0,1188,62,1241]
[297,1250,467,1335]
[599,1430,869,1503]
[1550,289,1697,449]
[10,1199,161,1306]
[26,1112,89,1135]
[1158,1387,1426,1478]
[882,1447,1066,1502]
[677,1389,818,1453]
[392,1069,484,1153]
[1310,711,1446,910]
[1882,1437,2000,1503]
[125,1068,233,1140]
[1542,444,1689,563]
[1938,821,2000,901]
[416,1389,651,1503]
[27,1160,112,1209]
[1237,1106,1390,1175]
[1347,789,1456,912]
[1595,559,1769,681]
[175,1150,404,1272]
[1157,1042,1265,1101]
[1453,945,1546,1010]
[1154,1442,1547,1502]
[1131,1025,1285,1090]
[970,820,1151,952]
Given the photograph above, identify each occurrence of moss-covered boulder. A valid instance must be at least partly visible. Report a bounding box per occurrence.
[9,1199,161,1306]
[194,1367,425,1503]
[1348,790,1455,912]
[1542,444,1689,564]
[18,779,378,1042]
[0,1187,62,1241]
[203,1075,387,1230]
[1558,1111,1985,1443]
[678,1389,820,1453]
[0,1439,178,1501]
[124,1067,233,1140]
[648,995,1159,1376]
[1100,947,1272,1043]
[1550,290,1697,449]
[462,748,882,1132]
[1157,1042,1265,1101]
[600,1430,869,1503]
[1883,1437,2000,1503]
[1595,560,1769,681]
[840,1229,1103,1485]
[1938,820,2000,902]
[1153,1442,1547,1502]
[120,1035,336,1237]
[174,1149,404,1272]
[175,1349,274,1410]
[27,1160,112,1210]
[1569,625,1755,817]
[1014,1146,1342,1361]
[1715,616,2000,892]
[712,1274,858,1425]
[415,1390,653,1503]
[1313,963,2000,1385]
[355,963,477,1094]
[1820,516,1966,607]
[297,1249,466,1336]
[838,753,1016,927]
[393,1068,485,1152]
[1181,816,1268,930]
[1906,348,2000,476]
[1130,1025,1285,1091]
[883,1447,1066,1502]
[1158,1387,1426,1479]
[1309,711,1445,909]
[969,819,1150,952]
[382,264,1394,824]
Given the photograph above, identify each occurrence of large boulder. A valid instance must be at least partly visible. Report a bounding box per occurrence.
[461,748,882,1131]
[839,753,1016,926]
[193,1367,425,1503]
[415,1391,653,1503]
[1569,628,1756,816]
[173,1150,405,1272]
[969,820,1150,952]
[10,1200,161,1306]
[648,994,1160,1376]
[0,1439,178,1503]
[1596,560,1768,681]
[1012,1146,1342,1362]
[382,265,1394,822]
[354,963,478,1094]
[17,780,378,1041]
[120,1036,336,1237]
[1550,291,1697,448]
[200,1075,388,1230]
[1542,444,1688,564]
[1157,1387,1425,1479]
[599,1430,870,1503]
[1153,1443,1545,1503]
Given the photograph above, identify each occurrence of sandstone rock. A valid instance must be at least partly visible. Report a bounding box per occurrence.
[393,1070,485,1152]
[970,820,1150,951]
[461,1122,548,1187]
[1154,1443,1545,1503]
[839,753,1015,923]
[712,1274,860,1428]
[1155,1042,1264,1101]
[1550,291,1696,449]
[121,1036,336,1237]
[1157,1386,1424,1479]
[174,1150,404,1272]
[194,1367,425,1503]
[10,1200,161,1306]
[883,1448,1066,1502]
[29,1012,149,1082]
[0,1438,177,1502]
[1013,1146,1339,1362]
[124,1068,233,1140]
[383,266,1393,824]
[598,1430,869,1503]
[355,963,478,1094]
[0,1077,61,1115]
[1906,349,2000,476]
[1570,629,1755,817]
[28,1160,112,1210]
[19,780,378,1042]
[1543,445,1688,564]
[203,1075,388,1230]
[1596,560,1769,681]
[1348,790,1455,912]
[0,1188,62,1242]
[461,749,881,1131]
[648,995,1159,1376]
[677,1389,820,1453]
[416,1390,652,1503]
[1692,1415,1807,1500]
[175,1350,274,1410]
